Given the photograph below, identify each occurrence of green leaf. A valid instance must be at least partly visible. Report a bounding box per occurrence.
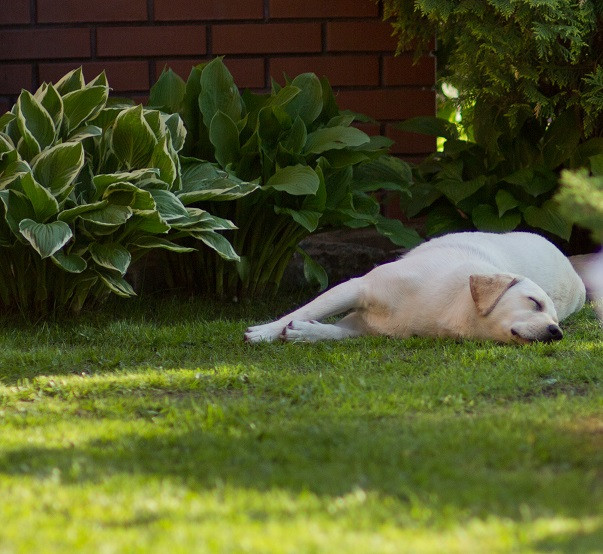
[68,125,102,142]
[148,189,189,221]
[51,250,87,273]
[128,236,195,253]
[304,126,369,155]
[90,242,131,275]
[504,168,557,197]
[178,179,258,203]
[54,67,85,95]
[353,156,412,193]
[32,142,85,197]
[495,189,519,217]
[57,200,108,224]
[199,57,243,128]
[19,218,72,259]
[374,215,423,248]
[572,138,603,168]
[111,105,157,169]
[282,116,307,154]
[163,113,187,152]
[19,172,59,222]
[436,176,487,204]
[123,211,170,235]
[92,169,159,197]
[62,85,108,132]
[39,84,64,129]
[170,210,237,231]
[472,204,521,232]
[16,90,56,154]
[149,68,186,113]
[542,109,581,169]
[590,153,603,176]
[192,230,240,261]
[0,112,16,131]
[209,111,240,168]
[96,270,136,297]
[102,182,155,211]
[79,203,133,226]
[150,136,177,185]
[523,201,572,240]
[297,247,328,292]
[274,206,321,232]
[1,190,36,237]
[264,165,320,195]
[284,73,323,126]
[397,116,458,140]
[88,71,109,88]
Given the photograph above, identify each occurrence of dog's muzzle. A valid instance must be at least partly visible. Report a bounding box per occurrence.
[511,324,563,343]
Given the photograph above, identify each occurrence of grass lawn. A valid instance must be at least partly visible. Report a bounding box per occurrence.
[0,294,601,553]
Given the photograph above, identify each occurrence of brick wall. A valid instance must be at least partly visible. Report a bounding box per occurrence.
[0,0,436,159]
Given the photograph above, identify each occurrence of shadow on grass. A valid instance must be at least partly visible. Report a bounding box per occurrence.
[0,412,600,535]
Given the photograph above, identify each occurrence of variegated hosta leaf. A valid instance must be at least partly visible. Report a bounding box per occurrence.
[19,218,72,259]
[89,242,131,276]
[111,105,157,169]
[128,236,195,253]
[31,142,85,198]
[62,85,109,132]
[51,250,87,273]
[95,269,136,297]
[191,230,240,261]
[19,172,59,222]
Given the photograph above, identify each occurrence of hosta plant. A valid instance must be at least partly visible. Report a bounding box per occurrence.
[0,68,247,315]
[149,58,420,297]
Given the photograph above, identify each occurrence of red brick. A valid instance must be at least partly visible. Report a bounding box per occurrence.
[335,89,436,120]
[155,0,263,21]
[40,61,150,91]
[270,55,379,87]
[97,26,206,57]
[0,29,90,60]
[383,55,435,87]
[353,122,381,134]
[385,125,437,155]
[156,58,265,89]
[327,21,397,52]
[0,98,12,114]
[0,64,32,94]
[0,0,30,24]
[270,0,378,18]
[37,0,146,23]
[213,23,322,55]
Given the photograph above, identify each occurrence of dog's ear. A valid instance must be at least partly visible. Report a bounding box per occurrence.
[470,274,520,316]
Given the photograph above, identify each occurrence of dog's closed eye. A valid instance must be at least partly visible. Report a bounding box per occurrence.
[528,296,543,311]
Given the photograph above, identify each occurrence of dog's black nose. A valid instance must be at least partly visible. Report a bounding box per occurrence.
[547,324,563,341]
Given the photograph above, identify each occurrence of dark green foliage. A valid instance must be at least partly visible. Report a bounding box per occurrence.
[380,0,603,239]
[399,115,603,239]
[381,0,603,137]
[149,58,420,297]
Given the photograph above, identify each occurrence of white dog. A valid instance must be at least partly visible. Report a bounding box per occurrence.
[245,232,586,344]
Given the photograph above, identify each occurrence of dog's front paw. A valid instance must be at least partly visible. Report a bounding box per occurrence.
[281,320,323,343]
[244,323,284,343]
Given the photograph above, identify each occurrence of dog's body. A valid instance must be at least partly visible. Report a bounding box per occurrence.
[245,232,586,344]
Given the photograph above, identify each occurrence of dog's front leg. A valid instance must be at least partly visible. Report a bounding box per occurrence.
[244,278,366,343]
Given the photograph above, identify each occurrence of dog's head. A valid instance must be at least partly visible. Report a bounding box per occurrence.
[470,274,562,343]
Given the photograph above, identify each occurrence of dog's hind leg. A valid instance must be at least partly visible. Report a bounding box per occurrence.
[244,278,366,343]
